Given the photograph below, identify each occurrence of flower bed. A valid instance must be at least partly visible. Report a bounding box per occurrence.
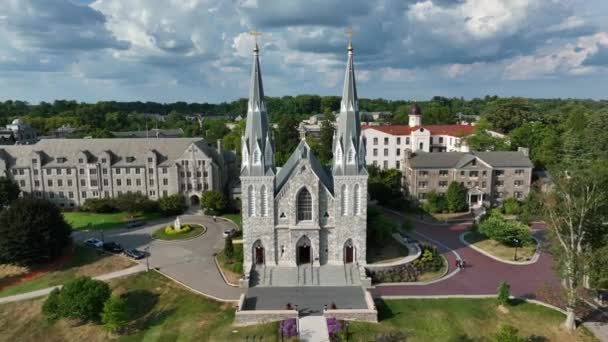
[279,318,298,338]
[151,224,205,241]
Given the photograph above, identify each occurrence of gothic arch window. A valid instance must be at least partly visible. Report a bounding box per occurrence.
[297,188,312,222]
[347,148,355,164]
[353,184,361,215]
[253,148,261,164]
[248,186,256,217]
[260,185,268,217]
[341,185,348,216]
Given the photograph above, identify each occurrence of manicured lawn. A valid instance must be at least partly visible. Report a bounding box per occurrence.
[0,245,134,298]
[151,224,206,241]
[64,211,163,231]
[464,231,537,262]
[0,272,278,342]
[347,298,596,341]
[220,213,242,230]
[367,238,409,264]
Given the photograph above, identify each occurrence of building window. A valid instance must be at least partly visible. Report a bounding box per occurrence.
[296,188,312,222]
[126,168,131,175]
[396,149,401,156]
[417,193,426,200]
[80,179,85,186]
[341,185,348,216]
[148,157,153,163]
[406,137,410,145]
[102,168,108,175]
[115,168,121,175]
[163,190,168,197]
[494,170,505,176]
[383,137,389,145]
[47,180,53,187]
[373,148,378,157]
[136,179,141,186]
[33,169,38,176]
[514,180,523,187]
[67,179,73,186]
[32,159,37,164]
[418,181,428,188]
[149,179,154,186]
[68,192,74,199]
[439,137,444,144]
[396,160,400,169]
[248,186,256,217]
[515,169,524,176]
[81,191,87,198]
[34,180,40,187]
[101,158,107,163]
[46,169,51,175]
[418,171,429,177]
[135,168,141,174]
[127,179,132,186]
[104,179,109,186]
[19,180,25,187]
[460,171,465,176]
[261,185,268,217]
[347,149,355,163]
[383,149,388,157]
[383,160,388,169]
[397,137,401,144]
[482,181,487,187]
[79,169,84,175]
[253,149,261,164]
[439,181,448,188]
[496,180,504,187]
[439,170,449,177]
[372,160,378,166]
[514,191,523,199]
[373,137,378,145]
[149,168,154,174]
[469,171,478,177]
[58,180,63,187]
[353,184,361,215]
[162,168,168,174]
[163,178,168,186]
[91,180,98,186]
[78,158,84,163]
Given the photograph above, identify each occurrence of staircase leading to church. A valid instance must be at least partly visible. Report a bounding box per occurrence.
[252,264,361,287]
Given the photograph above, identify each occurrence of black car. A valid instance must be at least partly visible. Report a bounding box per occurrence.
[125,220,145,229]
[124,248,146,260]
[103,241,123,253]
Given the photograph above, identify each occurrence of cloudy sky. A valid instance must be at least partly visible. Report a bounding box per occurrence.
[1,0,608,103]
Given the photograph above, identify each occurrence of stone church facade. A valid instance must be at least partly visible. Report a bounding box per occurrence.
[241,42,368,277]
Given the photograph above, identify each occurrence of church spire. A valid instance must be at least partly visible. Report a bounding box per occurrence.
[242,39,274,176]
[333,38,364,175]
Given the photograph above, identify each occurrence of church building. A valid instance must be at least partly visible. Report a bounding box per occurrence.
[241,41,368,283]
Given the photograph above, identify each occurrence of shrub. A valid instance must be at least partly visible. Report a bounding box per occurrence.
[163,224,192,235]
[279,318,298,338]
[82,198,118,213]
[201,191,227,215]
[493,325,525,342]
[423,191,447,214]
[446,182,468,213]
[367,206,396,244]
[497,281,510,306]
[158,194,186,216]
[0,198,71,266]
[224,237,234,259]
[502,198,521,215]
[114,193,158,214]
[478,212,532,246]
[42,276,111,323]
[102,295,129,333]
[0,176,20,208]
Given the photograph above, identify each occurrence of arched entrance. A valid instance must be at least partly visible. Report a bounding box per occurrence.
[344,239,355,264]
[253,240,265,265]
[296,235,312,265]
[189,195,200,207]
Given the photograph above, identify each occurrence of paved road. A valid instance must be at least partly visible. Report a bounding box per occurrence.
[73,215,244,301]
[372,210,561,300]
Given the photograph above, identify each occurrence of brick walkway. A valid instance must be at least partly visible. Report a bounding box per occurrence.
[372,211,561,300]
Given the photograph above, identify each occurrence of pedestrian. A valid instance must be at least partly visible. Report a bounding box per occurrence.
[455,259,460,269]
[461,259,466,269]
[213,215,216,222]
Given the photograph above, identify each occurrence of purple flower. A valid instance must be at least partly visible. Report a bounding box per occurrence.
[326,317,343,336]
[279,319,298,338]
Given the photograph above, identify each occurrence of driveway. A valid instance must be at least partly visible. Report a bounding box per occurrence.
[72,215,244,301]
[372,210,561,301]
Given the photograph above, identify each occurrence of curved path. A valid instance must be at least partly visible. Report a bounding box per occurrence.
[372,210,561,300]
[73,214,243,302]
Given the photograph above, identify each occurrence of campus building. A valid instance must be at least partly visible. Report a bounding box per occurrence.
[0,138,225,208]
[241,41,368,285]
[0,119,38,145]
[402,148,533,208]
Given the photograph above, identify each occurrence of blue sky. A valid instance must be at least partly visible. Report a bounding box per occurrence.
[1,0,608,103]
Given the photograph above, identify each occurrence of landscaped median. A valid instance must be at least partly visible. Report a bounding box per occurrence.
[64,211,163,231]
[151,224,206,241]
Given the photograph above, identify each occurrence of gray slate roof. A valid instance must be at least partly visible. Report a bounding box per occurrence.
[111,128,184,138]
[0,138,222,168]
[409,151,533,169]
[275,140,333,195]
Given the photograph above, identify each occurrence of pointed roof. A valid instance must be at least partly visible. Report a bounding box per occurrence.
[242,43,274,176]
[333,42,365,176]
[275,140,333,195]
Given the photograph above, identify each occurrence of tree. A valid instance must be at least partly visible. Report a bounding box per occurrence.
[445,182,467,213]
[82,198,118,213]
[0,198,71,266]
[497,281,510,306]
[102,295,129,333]
[493,325,525,342]
[0,176,20,208]
[466,118,510,151]
[367,206,396,244]
[114,192,157,214]
[310,112,335,164]
[43,277,111,323]
[543,163,608,331]
[368,165,405,208]
[201,191,227,215]
[224,237,234,259]
[482,98,532,133]
[158,194,186,216]
[501,198,521,215]
[274,115,300,166]
[422,191,446,214]
[478,211,532,246]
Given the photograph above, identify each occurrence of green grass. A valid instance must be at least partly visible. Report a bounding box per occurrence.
[0,271,278,342]
[220,213,242,230]
[348,298,596,341]
[0,245,133,298]
[217,244,244,276]
[64,211,163,230]
[464,231,537,262]
[151,224,206,241]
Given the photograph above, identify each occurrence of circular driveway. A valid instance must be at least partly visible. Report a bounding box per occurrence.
[72,214,244,301]
[372,210,561,301]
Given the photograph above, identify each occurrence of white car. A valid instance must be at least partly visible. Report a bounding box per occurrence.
[84,238,103,249]
[223,229,237,239]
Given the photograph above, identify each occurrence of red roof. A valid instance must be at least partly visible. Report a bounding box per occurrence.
[362,124,475,137]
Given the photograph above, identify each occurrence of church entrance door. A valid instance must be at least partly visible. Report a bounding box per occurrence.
[298,245,311,264]
[345,246,354,263]
[255,246,265,265]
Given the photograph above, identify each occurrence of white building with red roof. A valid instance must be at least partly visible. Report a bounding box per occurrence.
[362,103,485,169]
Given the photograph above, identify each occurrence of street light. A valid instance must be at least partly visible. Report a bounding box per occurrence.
[144,245,151,272]
[513,238,519,261]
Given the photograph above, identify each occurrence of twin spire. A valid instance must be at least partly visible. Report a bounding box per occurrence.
[242,33,365,178]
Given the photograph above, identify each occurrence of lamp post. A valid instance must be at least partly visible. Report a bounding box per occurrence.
[144,245,150,272]
[513,238,519,261]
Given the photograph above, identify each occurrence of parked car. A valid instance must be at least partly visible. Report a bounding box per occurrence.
[223,229,237,238]
[84,238,103,249]
[124,248,146,260]
[103,241,123,253]
[125,220,145,229]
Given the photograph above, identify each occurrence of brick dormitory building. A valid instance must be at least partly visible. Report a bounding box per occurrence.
[0,138,226,208]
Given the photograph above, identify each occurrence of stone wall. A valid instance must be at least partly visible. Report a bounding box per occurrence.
[323,290,377,323]
[235,309,299,326]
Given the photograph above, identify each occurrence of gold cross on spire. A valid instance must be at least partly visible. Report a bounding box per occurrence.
[250,29,261,45]
[346,26,354,51]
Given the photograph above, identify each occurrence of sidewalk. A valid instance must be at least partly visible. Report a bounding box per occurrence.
[0,264,146,305]
[299,316,329,342]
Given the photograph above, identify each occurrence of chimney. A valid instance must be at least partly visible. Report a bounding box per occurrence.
[517,147,529,157]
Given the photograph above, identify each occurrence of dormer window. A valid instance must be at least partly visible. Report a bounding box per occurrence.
[57,157,67,163]
[126,157,135,163]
